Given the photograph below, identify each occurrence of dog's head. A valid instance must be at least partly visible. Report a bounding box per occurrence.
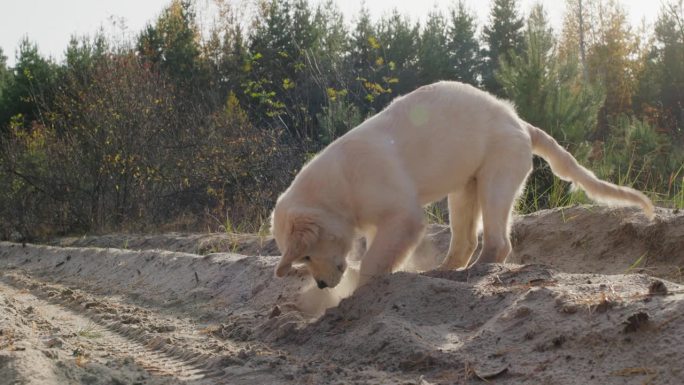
[271,205,352,289]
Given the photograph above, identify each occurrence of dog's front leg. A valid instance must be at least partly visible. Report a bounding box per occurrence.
[359,213,424,285]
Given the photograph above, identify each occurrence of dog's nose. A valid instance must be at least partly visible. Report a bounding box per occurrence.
[317,280,328,289]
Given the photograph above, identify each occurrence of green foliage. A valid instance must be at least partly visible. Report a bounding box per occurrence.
[0,54,300,238]
[317,89,362,144]
[349,6,395,113]
[481,0,525,94]
[154,0,201,80]
[498,4,603,143]
[1,0,684,238]
[244,0,331,138]
[636,1,684,140]
[587,115,684,195]
[202,4,248,97]
[0,48,11,114]
[137,24,164,67]
[0,39,58,128]
[561,0,643,137]
[586,1,640,129]
[0,50,12,136]
[376,10,420,95]
[447,2,481,85]
[65,34,107,75]
[418,10,451,84]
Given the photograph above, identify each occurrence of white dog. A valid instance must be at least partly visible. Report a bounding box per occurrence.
[271,81,654,289]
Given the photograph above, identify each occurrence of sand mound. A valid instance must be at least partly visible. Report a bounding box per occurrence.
[510,205,684,281]
[280,264,683,384]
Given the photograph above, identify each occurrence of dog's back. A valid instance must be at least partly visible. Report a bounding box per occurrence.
[334,81,531,205]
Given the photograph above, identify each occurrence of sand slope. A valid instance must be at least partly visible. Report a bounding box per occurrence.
[1,205,683,384]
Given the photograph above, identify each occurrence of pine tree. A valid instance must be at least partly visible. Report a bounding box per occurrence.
[245,0,327,137]
[288,0,324,138]
[0,48,12,129]
[498,4,601,142]
[64,34,107,85]
[0,48,8,85]
[201,1,249,100]
[447,1,481,85]
[218,21,248,99]
[587,1,638,123]
[560,0,641,137]
[376,10,420,95]
[638,1,684,135]
[245,0,294,124]
[559,0,590,82]
[350,6,376,75]
[292,0,317,52]
[1,39,57,128]
[156,0,202,81]
[313,2,363,143]
[418,10,451,85]
[349,6,389,113]
[313,0,350,83]
[498,5,555,127]
[481,0,524,94]
[137,25,164,68]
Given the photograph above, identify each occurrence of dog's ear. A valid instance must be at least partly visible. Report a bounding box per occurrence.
[274,212,321,278]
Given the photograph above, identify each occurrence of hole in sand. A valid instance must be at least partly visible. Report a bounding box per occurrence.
[294,243,442,318]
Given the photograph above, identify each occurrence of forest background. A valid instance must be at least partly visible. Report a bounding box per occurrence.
[1,0,683,240]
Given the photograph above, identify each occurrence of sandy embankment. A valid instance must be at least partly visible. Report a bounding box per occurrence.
[0,205,682,384]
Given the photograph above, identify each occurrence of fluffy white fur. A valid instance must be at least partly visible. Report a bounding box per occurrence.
[271,81,654,289]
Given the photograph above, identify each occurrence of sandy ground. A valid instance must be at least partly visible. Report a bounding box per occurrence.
[1,205,683,384]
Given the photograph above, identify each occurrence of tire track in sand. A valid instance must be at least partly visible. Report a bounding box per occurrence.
[0,271,227,383]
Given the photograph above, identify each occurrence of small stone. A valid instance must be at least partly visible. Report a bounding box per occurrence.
[269,305,282,319]
[153,325,176,333]
[648,280,668,296]
[514,306,532,318]
[561,304,578,314]
[45,337,64,348]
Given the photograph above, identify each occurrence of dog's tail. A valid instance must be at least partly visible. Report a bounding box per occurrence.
[526,123,654,219]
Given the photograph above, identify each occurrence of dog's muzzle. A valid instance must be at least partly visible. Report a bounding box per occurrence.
[317,280,328,289]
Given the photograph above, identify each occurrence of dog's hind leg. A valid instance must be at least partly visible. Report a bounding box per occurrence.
[438,179,481,270]
[359,209,425,283]
[471,155,531,265]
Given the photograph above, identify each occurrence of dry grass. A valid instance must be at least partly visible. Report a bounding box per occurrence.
[561,286,624,314]
[611,367,658,385]
[197,324,222,335]
[74,353,89,367]
[0,329,17,351]
[77,323,103,339]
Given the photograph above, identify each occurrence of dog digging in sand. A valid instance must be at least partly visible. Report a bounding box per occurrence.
[271,81,655,289]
